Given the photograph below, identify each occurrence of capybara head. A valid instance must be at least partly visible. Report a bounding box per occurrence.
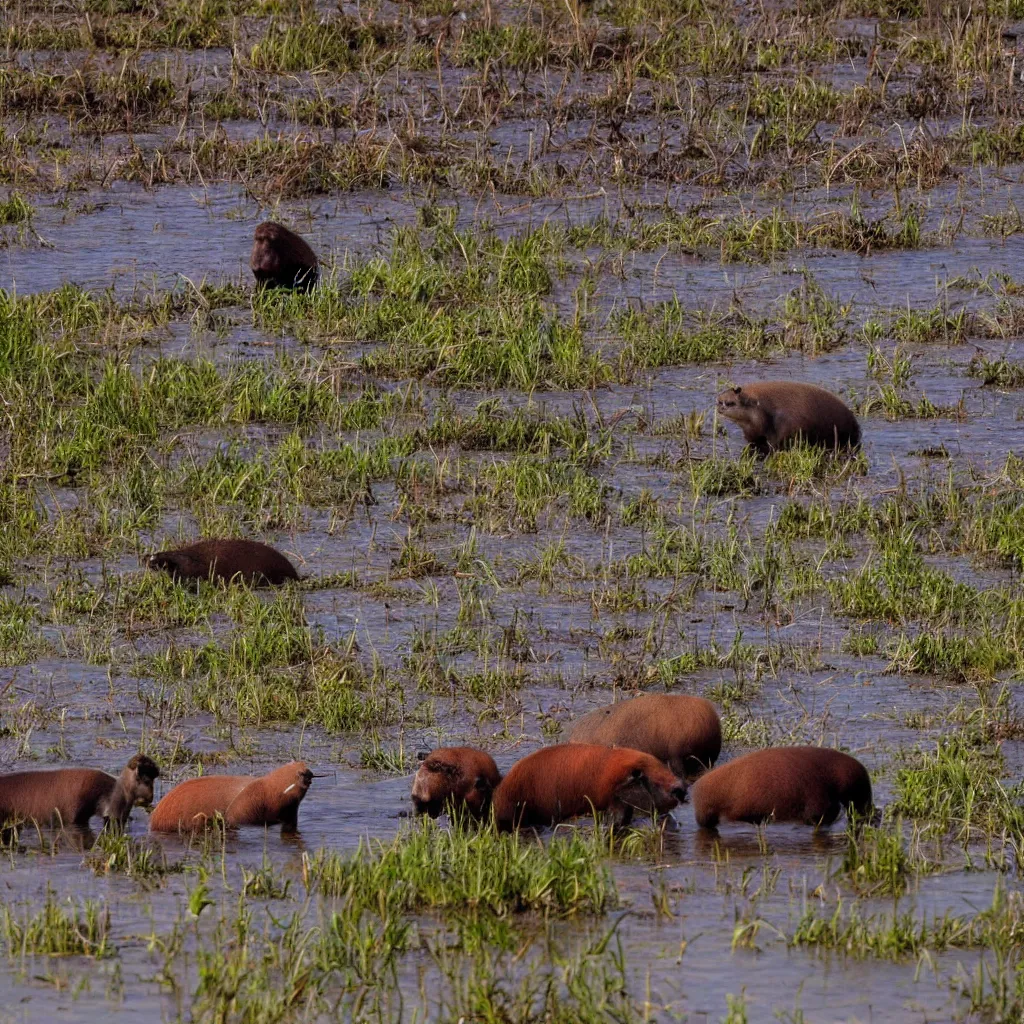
[148,550,203,580]
[124,754,160,807]
[613,755,687,817]
[411,747,501,819]
[717,386,764,425]
[251,221,318,291]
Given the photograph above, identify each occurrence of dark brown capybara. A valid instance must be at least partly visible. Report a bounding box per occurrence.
[148,539,299,587]
[716,382,861,454]
[567,694,721,777]
[691,746,872,829]
[250,221,318,291]
[149,762,313,832]
[410,747,502,820]
[0,755,160,828]
[492,744,686,831]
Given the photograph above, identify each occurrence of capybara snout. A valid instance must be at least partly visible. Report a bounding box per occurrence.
[410,747,501,820]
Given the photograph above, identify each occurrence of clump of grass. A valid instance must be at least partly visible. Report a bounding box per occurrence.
[790,900,974,960]
[968,353,1024,388]
[87,830,183,884]
[889,736,1024,839]
[303,820,616,916]
[837,818,938,896]
[1,888,111,959]
[0,192,32,225]
[685,454,759,497]
[465,456,607,532]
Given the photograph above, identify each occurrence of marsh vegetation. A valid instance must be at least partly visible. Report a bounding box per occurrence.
[2,0,1024,1017]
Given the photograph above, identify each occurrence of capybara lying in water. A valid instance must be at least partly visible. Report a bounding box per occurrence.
[567,694,721,777]
[148,539,299,586]
[691,747,872,828]
[0,755,160,828]
[250,221,318,291]
[716,382,861,454]
[411,747,501,820]
[492,744,686,831]
[149,762,313,832]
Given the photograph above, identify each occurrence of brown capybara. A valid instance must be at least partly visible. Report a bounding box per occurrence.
[716,382,861,454]
[148,539,299,587]
[691,746,872,829]
[149,762,313,832]
[410,747,502,820]
[250,221,318,291]
[492,744,686,831]
[567,694,721,778]
[0,755,160,828]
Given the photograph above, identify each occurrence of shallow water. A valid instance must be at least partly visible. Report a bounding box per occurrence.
[4,1,1024,1019]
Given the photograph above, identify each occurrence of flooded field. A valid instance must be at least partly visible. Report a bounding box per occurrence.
[3,0,1024,1019]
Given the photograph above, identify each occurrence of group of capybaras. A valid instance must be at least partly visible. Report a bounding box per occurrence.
[0,221,874,839]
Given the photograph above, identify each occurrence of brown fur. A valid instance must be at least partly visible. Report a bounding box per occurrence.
[567,694,721,777]
[149,762,312,832]
[250,222,318,291]
[717,382,861,454]
[691,746,872,828]
[0,754,159,828]
[492,744,686,831]
[225,762,313,828]
[149,775,253,832]
[410,747,501,819]
[148,539,299,586]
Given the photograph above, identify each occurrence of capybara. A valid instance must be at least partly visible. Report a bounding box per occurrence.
[0,755,160,828]
[149,762,313,832]
[716,382,861,454]
[492,744,686,831]
[691,746,872,829]
[567,694,721,777]
[250,221,318,291]
[410,747,502,819]
[148,539,299,587]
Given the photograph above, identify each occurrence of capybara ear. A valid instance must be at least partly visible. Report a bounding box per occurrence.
[417,750,430,763]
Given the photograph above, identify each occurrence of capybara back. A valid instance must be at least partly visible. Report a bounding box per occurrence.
[567,694,721,776]
[691,746,871,828]
[148,539,298,586]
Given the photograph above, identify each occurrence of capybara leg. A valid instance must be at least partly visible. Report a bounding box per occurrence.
[606,803,634,829]
[694,807,719,829]
[805,799,840,828]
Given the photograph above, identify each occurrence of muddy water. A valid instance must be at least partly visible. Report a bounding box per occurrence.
[5,136,1024,1023]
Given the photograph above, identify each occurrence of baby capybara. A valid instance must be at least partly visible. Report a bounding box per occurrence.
[250,221,318,291]
[149,761,313,832]
[492,744,686,831]
[691,746,872,829]
[0,755,160,828]
[148,539,299,586]
[410,747,502,820]
[567,694,721,777]
[716,382,861,454]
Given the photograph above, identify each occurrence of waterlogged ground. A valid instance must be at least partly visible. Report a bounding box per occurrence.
[3,0,1024,1019]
